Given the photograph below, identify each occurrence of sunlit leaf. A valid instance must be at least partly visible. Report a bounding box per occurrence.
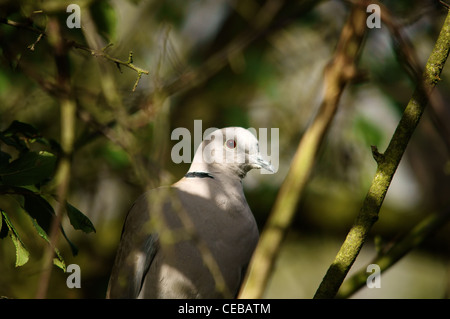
[1,210,30,267]
[30,218,66,272]
[22,192,79,256]
[53,258,66,272]
[23,192,55,232]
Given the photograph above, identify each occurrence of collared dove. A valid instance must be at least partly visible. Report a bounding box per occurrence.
[106,127,273,298]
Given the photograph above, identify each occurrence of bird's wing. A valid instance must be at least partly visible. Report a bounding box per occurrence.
[106,192,159,298]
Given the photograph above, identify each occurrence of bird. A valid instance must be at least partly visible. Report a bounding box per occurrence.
[106,127,274,298]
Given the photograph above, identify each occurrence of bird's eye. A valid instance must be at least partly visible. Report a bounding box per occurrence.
[225,139,237,149]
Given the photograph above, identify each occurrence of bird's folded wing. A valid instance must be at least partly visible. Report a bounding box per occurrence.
[106,193,159,298]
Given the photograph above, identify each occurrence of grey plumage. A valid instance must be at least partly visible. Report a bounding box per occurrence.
[106,127,273,298]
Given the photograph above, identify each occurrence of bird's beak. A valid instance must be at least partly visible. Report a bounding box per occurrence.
[250,154,274,173]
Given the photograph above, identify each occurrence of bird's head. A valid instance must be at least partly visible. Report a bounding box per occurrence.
[190,127,274,179]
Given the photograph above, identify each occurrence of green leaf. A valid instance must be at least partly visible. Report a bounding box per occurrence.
[0,131,28,152]
[30,218,66,272]
[0,151,56,186]
[21,193,79,256]
[1,210,30,267]
[3,120,40,139]
[23,192,55,233]
[53,258,66,272]
[60,225,79,256]
[0,120,42,153]
[30,216,49,240]
[66,202,96,234]
[0,151,11,168]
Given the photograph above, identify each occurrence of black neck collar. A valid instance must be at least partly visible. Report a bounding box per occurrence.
[185,172,214,179]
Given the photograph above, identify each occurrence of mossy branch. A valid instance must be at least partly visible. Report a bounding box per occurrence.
[336,207,450,298]
[313,8,450,299]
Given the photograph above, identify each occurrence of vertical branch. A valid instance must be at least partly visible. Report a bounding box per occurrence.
[35,18,76,299]
[314,9,450,299]
[238,4,367,299]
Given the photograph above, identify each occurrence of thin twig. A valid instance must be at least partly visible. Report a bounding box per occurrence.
[27,33,43,51]
[0,17,149,91]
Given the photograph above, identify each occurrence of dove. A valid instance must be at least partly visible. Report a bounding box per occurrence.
[106,127,273,298]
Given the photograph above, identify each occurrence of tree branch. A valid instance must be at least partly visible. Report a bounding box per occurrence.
[313,8,450,299]
[0,17,149,91]
[70,42,149,92]
[337,207,450,298]
[35,17,77,299]
[238,3,368,299]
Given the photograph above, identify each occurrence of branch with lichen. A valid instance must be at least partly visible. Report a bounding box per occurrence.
[313,8,450,299]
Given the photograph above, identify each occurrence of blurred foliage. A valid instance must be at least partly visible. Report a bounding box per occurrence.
[0,120,95,272]
[1,0,450,298]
